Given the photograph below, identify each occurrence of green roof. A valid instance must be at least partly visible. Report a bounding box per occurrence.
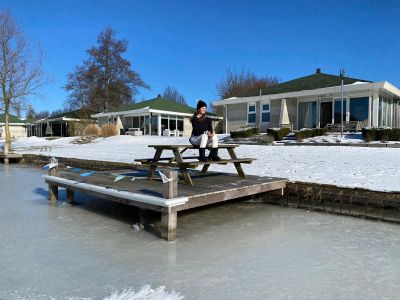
[247,71,371,97]
[109,97,197,114]
[0,113,25,124]
[49,108,95,119]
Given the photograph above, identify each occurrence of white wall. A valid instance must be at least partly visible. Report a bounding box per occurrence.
[0,125,27,138]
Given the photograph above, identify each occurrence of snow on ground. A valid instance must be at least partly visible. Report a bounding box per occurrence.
[3,135,400,192]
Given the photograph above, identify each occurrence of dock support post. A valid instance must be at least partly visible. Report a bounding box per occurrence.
[48,184,58,202]
[4,157,9,165]
[162,170,178,199]
[160,170,178,241]
[48,158,59,203]
[161,211,177,241]
[66,189,74,204]
[139,208,147,227]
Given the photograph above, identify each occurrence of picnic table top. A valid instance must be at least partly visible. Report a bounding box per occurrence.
[148,144,239,149]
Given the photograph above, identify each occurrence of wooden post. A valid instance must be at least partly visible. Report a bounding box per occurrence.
[66,189,74,204]
[161,211,177,241]
[48,158,58,202]
[162,170,178,199]
[48,183,58,202]
[4,157,9,165]
[160,170,178,241]
[139,208,146,228]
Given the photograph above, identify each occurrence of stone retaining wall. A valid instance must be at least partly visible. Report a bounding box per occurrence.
[263,182,400,223]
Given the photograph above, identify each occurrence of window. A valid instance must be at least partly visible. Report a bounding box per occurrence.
[350,97,369,122]
[248,104,256,124]
[261,102,270,123]
[334,99,346,123]
[298,101,317,129]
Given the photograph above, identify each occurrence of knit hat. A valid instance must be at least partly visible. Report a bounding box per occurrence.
[196,99,207,110]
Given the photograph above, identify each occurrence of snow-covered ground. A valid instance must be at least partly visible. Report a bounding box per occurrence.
[3,135,400,192]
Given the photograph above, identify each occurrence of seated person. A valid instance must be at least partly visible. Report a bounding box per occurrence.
[189,99,221,162]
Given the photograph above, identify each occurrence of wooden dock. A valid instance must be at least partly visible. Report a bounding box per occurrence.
[0,152,23,164]
[44,167,287,241]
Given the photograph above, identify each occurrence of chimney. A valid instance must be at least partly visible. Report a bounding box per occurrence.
[316,68,321,74]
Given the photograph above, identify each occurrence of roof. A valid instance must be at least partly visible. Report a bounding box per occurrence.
[247,71,371,97]
[108,97,197,114]
[0,113,26,124]
[49,108,95,119]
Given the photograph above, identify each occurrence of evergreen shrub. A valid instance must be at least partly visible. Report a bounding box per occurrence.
[362,128,400,142]
[295,128,328,141]
[266,128,291,141]
[230,127,260,138]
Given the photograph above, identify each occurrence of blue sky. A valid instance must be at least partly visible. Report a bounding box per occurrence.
[3,0,400,114]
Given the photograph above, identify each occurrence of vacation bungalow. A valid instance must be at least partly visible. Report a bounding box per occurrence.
[92,96,222,137]
[30,109,94,137]
[212,69,400,132]
[0,114,28,138]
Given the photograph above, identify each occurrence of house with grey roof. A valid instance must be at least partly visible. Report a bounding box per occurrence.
[212,69,400,132]
[92,96,222,137]
[0,114,28,138]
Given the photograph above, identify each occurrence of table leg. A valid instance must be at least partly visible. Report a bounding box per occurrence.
[148,148,163,179]
[173,149,194,186]
[227,148,246,178]
[169,147,190,163]
[201,164,210,173]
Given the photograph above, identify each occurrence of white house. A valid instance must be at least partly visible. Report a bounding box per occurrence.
[212,69,400,132]
[92,96,222,137]
[0,114,27,138]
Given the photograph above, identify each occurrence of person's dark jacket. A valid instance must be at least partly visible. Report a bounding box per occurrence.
[190,115,213,137]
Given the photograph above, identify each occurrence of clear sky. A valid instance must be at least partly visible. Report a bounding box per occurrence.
[3,0,400,114]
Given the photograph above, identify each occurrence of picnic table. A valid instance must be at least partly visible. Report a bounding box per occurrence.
[135,144,256,186]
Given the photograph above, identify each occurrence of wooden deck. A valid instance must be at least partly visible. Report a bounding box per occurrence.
[0,152,23,164]
[44,167,287,241]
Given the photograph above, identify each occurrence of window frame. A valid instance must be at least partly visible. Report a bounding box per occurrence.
[260,101,270,123]
[247,103,256,124]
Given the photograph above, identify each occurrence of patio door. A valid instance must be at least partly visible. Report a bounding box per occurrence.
[298,101,317,129]
[320,102,332,127]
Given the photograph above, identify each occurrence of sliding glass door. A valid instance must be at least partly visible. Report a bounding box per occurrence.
[298,101,317,129]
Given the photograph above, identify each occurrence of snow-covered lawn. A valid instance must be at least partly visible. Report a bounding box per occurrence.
[2,135,400,193]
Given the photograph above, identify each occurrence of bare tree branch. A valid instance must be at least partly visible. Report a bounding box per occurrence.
[0,10,49,154]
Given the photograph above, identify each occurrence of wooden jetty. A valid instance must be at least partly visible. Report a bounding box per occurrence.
[44,167,287,241]
[0,152,23,164]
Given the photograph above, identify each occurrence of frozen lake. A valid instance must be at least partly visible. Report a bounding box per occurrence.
[1,165,400,300]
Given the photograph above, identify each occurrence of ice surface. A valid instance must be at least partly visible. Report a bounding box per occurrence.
[1,166,400,299]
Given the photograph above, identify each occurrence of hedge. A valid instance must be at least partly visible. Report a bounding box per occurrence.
[362,128,400,142]
[230,127,260,138]
[295,128,328,141]
[266,128,291,141]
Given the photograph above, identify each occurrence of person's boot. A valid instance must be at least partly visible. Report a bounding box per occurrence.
[199,148,208,162]
[211,148,221,161]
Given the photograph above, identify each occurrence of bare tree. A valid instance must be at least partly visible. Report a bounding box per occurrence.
[26,104,36,119]
[35,110,49,119]
[0,10,48,156]
[216,68,279,99]
[64,27,149,112]
[162,86,186,105]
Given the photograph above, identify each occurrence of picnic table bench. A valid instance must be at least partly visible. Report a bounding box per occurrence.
[135,144,256,186]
